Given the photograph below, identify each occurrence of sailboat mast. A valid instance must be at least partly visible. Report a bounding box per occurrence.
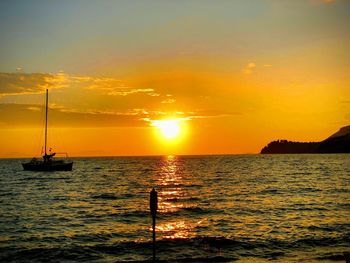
[44,89,48,156]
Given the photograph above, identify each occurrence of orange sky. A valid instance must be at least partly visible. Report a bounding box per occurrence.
[0,0,349,157]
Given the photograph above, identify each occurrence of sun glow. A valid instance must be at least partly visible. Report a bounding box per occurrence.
[151,119,186,142]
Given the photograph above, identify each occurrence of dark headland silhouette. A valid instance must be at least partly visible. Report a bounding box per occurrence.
[261,125,350,154]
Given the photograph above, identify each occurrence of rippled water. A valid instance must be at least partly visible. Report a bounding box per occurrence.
[0,154,349,262]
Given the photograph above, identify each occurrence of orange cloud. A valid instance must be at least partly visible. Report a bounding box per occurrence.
[242,62,256,74]
[0,72,160,98]
[0,72,67,96]
[0,103,147,128]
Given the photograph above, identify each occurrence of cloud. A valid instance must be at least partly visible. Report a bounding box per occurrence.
[0,101,243,129]
[161,98,176,104]
[242,63,273,74]
[0,72,67,96]
[107,88,155,96]
[242,62,257,74]
[70,75,156,96]
[247,63,256,68]
[0,72,157,98]
[310,0,336,4]
[27,106,41,111]
[142,109,241,124]
[0,70,244,129]
[0,103,147,128]
[187,109,242,119]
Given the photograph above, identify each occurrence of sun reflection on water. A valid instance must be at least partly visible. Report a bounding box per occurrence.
[157,155,183,214]
[154,155,199,239]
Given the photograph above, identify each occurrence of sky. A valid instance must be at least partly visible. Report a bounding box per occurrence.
[0,0,349,157]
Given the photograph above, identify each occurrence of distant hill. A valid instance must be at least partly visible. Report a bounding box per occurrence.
[260,125,350,154]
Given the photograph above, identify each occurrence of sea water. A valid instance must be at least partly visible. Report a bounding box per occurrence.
[0,154,349,262]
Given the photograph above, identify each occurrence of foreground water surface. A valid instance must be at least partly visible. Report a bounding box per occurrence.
[0,154,349,262]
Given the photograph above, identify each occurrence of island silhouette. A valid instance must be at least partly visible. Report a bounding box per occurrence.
[261,125,350,154]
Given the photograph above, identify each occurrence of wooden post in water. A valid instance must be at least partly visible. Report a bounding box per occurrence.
[344,252,350,263]
[150,188,158,262]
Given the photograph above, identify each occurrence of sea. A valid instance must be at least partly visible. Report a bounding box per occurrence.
[0,154,349,262]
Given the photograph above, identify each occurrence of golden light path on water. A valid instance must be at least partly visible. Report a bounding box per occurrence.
[153,155,204,240]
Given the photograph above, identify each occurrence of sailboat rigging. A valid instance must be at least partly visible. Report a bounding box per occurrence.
[22,89,73,171]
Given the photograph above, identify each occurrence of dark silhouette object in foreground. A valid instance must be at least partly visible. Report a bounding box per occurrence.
[22,89,73,171]
[344,252,350,263]
[261,125,350,154]
[150,188,158,262]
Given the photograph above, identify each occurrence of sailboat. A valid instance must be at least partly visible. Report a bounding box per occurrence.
[22,89,73,171]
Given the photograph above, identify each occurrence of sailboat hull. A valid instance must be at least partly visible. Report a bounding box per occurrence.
[22,161,73,171]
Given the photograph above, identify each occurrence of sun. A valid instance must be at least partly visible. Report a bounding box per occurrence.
[159,121,180,139]
[152,119,183,141]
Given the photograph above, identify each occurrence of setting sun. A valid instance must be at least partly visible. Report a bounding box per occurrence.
[151,119,188,144]
[152,119,181,140]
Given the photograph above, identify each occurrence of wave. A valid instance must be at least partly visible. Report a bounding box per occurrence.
[21,176,71,181]
[91,193,119,200]
[293,235,350,247]
[2,234,349,262]
[315,253,348,261]
[112,206,221,219]
[158,206,224,217]
[258,188,280,194]
[91,192,136,200]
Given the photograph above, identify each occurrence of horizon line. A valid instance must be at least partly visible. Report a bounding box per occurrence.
[0,152,260,159]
